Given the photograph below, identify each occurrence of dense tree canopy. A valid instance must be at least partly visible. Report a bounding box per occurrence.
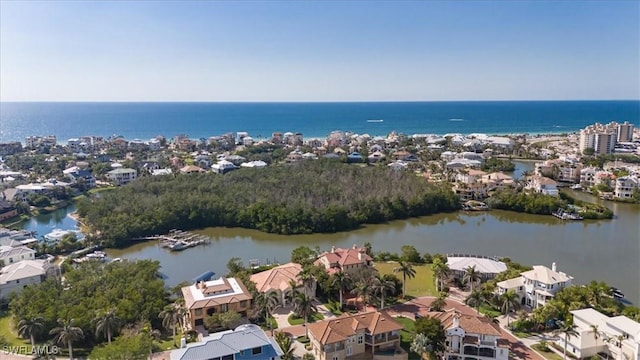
[78,161,459,246]
[10,260,168,348]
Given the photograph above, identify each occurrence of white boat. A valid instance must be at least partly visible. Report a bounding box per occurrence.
[448,118,465,122]
[367,119,384,123]
[570,184,582,190]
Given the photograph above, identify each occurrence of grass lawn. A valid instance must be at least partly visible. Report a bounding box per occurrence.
[374,262,437,297]
[288,312,325,326]
[532,343,564,360]
[0,312,29,347]
[478,303,502,318]
[394,316,419,360]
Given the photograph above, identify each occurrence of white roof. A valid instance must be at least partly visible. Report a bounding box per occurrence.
[571,308,610,325]
[447,257,507,274]
[521,265,573,284]
[607,316,640,337]
[188,278,245,302]
[0,259,48,284]
[497,277,524,289]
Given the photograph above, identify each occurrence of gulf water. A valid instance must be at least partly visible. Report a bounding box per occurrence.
[1,101,638,143]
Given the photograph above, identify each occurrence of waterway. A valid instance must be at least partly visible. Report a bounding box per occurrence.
[14,204,80,238]
[14,162,640,303]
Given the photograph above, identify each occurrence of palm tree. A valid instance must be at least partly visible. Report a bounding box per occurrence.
[274,331,295,360]
[159,304,181,347]
[331,271,351,309]
[500,290,520,327]
[554,318,578,360]
[410,333,432,360]
[17,316,45,348]
[351,279,373,311]
[49,318,84,360]
[255,290,280,332]
[463,265,481,292]
[371,275,396,309]
[297,266,314,297]
[293,292,317,325]
[284,279,301,306]
[465,290,485,314]
[431,259,450,292]
[590,324,600,352]
[394,261,416,298]
[93,308,123,344]
[430,292,448,312]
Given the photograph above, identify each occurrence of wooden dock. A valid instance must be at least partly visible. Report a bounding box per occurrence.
[135,229,211,251]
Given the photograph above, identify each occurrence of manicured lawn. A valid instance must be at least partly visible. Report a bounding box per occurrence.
[394,316,420,360]
[0,312,29,347]
[374,262,437,297]
[532,343,564,360]
[478,303,502,318]
[288,312,325,325]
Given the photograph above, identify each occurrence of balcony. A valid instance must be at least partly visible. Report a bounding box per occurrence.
[372,332,400,345]
[463,346,479,356]
[325,343,345,353]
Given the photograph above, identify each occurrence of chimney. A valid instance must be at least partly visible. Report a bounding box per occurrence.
[552,262,557,272]
[331,246,336,253]
[453,313,460,328]
[352,244,357,250]
[358,252,362,261]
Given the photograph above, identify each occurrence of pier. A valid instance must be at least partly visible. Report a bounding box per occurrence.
[135,229,211,251]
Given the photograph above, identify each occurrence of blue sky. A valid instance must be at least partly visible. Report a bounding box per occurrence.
[1,1,638,101]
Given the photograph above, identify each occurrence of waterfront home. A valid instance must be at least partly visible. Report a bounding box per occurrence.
[307,311,407,360]
[497,263,573,308]
[0,245,36,266]
[524,175,559,196]
[43,229,83,245]
[614,175,639,200]
[0,201,18,222]
[170,324,283,360]
[64,168,96,189]
[250,262,316,306]
[480,172,515,193]
[446,255,507,282]
[315,245,373,275]
[558,308,640,360]
[423,310,509,360]
[106,167,137,186]
[535,158,583,183]
[0,259,60,300]
[240,161,268,169]
[181,277,253,330]
[212,160,238,174]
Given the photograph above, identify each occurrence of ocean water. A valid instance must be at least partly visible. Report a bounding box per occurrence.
[0,101,638,143]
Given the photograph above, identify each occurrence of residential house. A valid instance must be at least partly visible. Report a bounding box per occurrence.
[497,263,573,308]
[480,172,514,193]
[170,324,283,360]
[64,168,96,189]
[182,277,253,330]
[307,311,407,360]
[424,310,509,360]
[614,175,639,200]
[250,262,316,306]
[0,259,60,300]
[315,245,373,275]
[180,165,206,174]
[212,160,238,174]
[446,255,507,282]
[0,245,36,266]
[454,169,488,200]
[347,152,364,163]
[0,201,18,222]
[240,161,268,169]
[525,176,559,196]
[559,308,640,360]
[107,168,137,186]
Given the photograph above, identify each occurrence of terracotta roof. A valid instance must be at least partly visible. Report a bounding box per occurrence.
[307,311,403,345]
[316,246,372,269]
[424,310,502,337]
[250,262,302,293]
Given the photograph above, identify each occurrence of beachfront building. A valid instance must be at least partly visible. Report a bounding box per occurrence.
[446,255,507,282]
[0,259,60,300]
[578,122,633,155]
[307,311,407,360]
[497,263,573,308]
[423,310,509,360]
[170,324,283,360]
[106,167,137,186]
[559,308,640,360]
[181,277,253,330]
[250,262,316,306]
[315,245,373,275]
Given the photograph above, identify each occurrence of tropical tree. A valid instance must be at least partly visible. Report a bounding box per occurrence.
[431,258,450,292]
[465,290,485,314]
[394,261,416,298]
[49,318,84,360]
[331,271,351,309]
[590,324,600,352]
[274,331,295,360]
[463,265,481,292]
[159,304,181,347]
[351,278,373,311]
[430,292,448,312]
[554,318,578,360]
[500,290,520,327]
[255,290,280,332]
[285,279,301,306]
[17,316,45,348]
[293,292,317,325]
[297,266,315,297]
[410,333,432,359]
[93,308,123,344]
[371,275,396,309]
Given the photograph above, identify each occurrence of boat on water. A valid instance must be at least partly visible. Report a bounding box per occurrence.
[462,201,489,211]
[169,242,186,251]
[552,209,584,220]
[367,119,384,123]
[449,118,465,122]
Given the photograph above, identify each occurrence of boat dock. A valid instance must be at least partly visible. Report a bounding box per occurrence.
[552,209,584,221]
[137,229,211,251]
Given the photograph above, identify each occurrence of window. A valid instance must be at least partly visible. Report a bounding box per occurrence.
[195,309,203,316]
[357,335,363,344]
[332,357,338,360]
[240,300,248,308]
[221,304,228,312]
[252,347,263,355]
[222,355,233,360]
[347,346,352,356]
[16,280,19,284]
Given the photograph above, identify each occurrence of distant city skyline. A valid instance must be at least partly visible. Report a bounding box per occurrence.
[1,0,638,102]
